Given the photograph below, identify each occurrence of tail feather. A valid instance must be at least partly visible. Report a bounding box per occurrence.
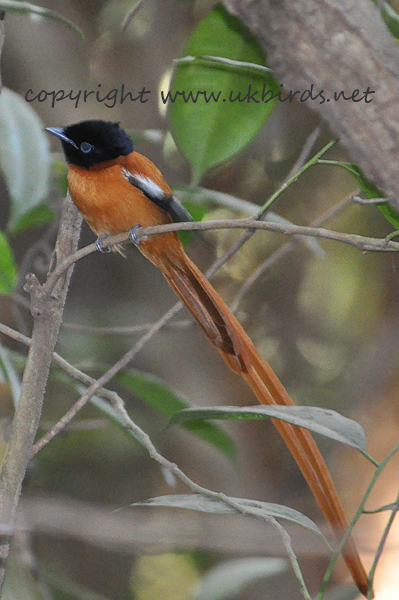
[242,359,368,596]
[158,250,250,373]
[152,247,369,596]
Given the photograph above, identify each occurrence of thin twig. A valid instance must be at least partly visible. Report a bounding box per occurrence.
[62,319,191,336]
[121,0,145,31]
[107,396,312,594]
[44,219,399,298]
[97,219,399,252]
[217,493,311,600]
[201,127,324,276]
[44,242,96,295]
[366,484,399,595]
[230,239,298,313]
[174,54,273,74]
[0,322,145,420]
[284,126,323,183]
[258,138,334,216]
[31,301,183,455]
[316,443,399,599]
[230,193,354,311]
[12,218,60,336]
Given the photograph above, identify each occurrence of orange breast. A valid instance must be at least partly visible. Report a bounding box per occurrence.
[67,152,173,236]
[67,152,185,265]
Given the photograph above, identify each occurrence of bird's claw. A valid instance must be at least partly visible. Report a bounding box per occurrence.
[128,224,141,245]
[95,235,112,253]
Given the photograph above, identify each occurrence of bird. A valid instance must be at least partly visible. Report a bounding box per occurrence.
[46,119,369,596]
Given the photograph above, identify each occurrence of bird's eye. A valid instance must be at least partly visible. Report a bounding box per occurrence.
[80,142,93,153]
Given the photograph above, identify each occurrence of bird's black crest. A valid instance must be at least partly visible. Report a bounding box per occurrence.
[48,120,134,168]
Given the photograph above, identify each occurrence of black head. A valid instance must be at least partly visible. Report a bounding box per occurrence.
[45,120,134,168]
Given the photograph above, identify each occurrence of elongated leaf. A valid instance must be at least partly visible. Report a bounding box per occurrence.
[169,4,279,183]
[320,160,399,230]
[371,0,399,40]
[170,405,367,453]
[50,365,235,459]
[383,5,399,40]
[194,557,286,600]
[0,87,51,229]
[131,493,329,543]
[115,369,236,459]
[319,160,382,200]
[0,1,83,37]
[0,232,16,295]
[377,202,399,230]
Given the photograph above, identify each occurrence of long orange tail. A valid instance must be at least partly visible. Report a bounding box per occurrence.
[145,240,369,596]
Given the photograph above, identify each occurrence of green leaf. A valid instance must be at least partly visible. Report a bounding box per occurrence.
[320,161,380,198]
[0,1,84,38]
[376,202,399,231]
[363,503,397,514]
[50,364,235,459]
[169,4,279,183]
[319,160,399,230]
[116,369,236,459]
[10,203,55,233]
[170,405,367,453]
[180,199,208,223]
[132,493,329,542]
[194,558,287,600]
[0,232,17,295]
[0,87,51,229]
[371,0,399,40]
[348,164,399,229]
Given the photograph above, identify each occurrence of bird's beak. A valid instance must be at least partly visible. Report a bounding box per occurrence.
[45,127,78,149]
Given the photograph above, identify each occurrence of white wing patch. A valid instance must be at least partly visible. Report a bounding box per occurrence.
[122,166,192,223]
[122,168,165,201]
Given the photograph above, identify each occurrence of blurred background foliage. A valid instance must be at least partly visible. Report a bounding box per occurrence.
[1,0,399,598]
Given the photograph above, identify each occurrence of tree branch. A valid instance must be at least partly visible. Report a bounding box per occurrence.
[41,214,399,299]
[223,0,399,211]
[0,196,82,591]
[133,219,399,251]
[230,193,353,311]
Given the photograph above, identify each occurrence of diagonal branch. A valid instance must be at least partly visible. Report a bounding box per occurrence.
[31,301,183,456]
